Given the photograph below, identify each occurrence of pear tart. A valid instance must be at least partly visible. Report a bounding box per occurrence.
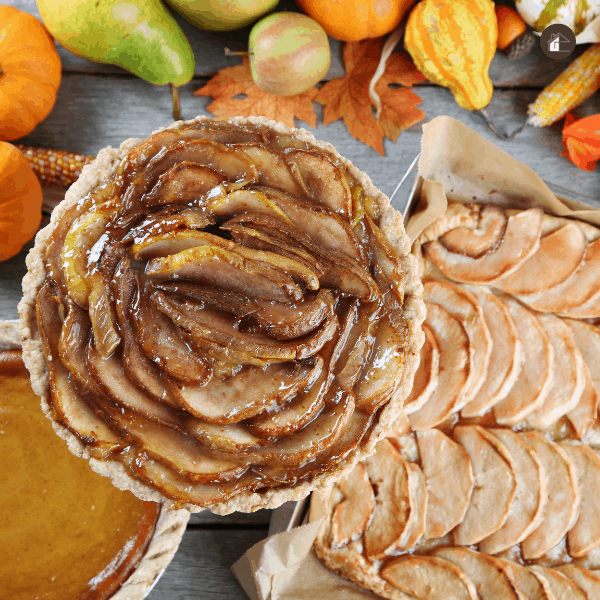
[19,116,424,513]
[315,203,600,600]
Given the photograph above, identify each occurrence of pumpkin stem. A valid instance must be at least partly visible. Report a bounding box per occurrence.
[171,84,182,121]
[479,108,528,140]
[224,48,254,57]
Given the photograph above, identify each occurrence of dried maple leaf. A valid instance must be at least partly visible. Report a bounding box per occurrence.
[561,113,600,171]
[195,57,318,129]
[315,38,425,154]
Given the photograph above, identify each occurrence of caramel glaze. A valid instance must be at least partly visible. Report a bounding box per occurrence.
[0,352,160,600]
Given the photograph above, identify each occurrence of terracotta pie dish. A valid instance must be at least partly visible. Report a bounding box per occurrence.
[18,116,425,514]
[0,321,189,600]
[315,202,600,600]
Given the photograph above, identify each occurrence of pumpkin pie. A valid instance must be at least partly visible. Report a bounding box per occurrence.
[19,116,425,514]
[314,203,600,599]
[0,321,188,600]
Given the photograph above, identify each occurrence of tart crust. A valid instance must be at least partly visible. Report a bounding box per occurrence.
[0,321,189,600]
[18,116,425,514]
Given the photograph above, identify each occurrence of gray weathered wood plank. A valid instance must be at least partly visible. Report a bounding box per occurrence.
[189,509,272,526]
[147,529,266,600]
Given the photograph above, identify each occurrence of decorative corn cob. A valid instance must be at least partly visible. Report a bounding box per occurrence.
[15,145,94,187]
[528,43,600,127]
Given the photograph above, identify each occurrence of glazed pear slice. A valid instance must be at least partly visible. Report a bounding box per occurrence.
[556,565,600,599]
[423,280,491,406]
[530,567,587,600]
[135,230,320,292]
[520,431,580,560]
[284,149,352,218]
[87,342,182,429]
[479,428,546,555]
[206,188,291,222]
[353,314,408,414]
[234,143,307,197]
[37,284,122,456]
[380,555,479,600]
[134,455,250,507]
[409,303,470,431]
[453,425,517,546]
[122,207,214,242]
[169,358,322,424]
[330,463,375,548]
[439,205,508,258]
[496,222,587,295]
[516,239,600,314]
[362,439,414,560]
[460,287,521,418]
[561,443,600,557]
[404,324,439,415]
[493,298,554,426]
[432,548,522,600]
[525,314,586,431]
[155,292,338,361]
[184,418,267,453]
[416,429,474,540]
[131,282,211,384]
[248,364,332,439]
[146,245,303,304]
[424,208,544,284]
[143,162,228,208]
[500,559,554,600]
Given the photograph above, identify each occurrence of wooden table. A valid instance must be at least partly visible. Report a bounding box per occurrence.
[3,1,600,598]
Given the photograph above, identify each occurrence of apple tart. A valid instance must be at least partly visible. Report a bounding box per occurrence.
[314,202,600,599]
[19,116,424,513]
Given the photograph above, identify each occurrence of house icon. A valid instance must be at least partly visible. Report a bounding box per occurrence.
[548,32,570,52]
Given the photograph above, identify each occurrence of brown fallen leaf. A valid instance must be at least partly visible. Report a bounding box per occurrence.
[315,39,425,154]
[194,57,318,129]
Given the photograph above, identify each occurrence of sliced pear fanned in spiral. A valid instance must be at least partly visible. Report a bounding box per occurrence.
[409,303,470,431]
[423,208,543,284]
[524,314,586,431]
[520,431,580,560]
[493,298,554,426]
[380,555,478,600]
[453,425,517,547]
[184,419,267,453]
[417,429,474,540]
[460,286,521,418]
[122,207,214,242]
[495,221,587,295]
[330,463,375,548]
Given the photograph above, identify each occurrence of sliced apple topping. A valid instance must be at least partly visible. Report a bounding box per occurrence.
[424,208,543,284]
[184,418,266,453]
[380,555,478,600]
[330,463,375,548]
[417,429,474,540]
[409,303,470,431]
[556,565,600,598]
[404,324,440,415]
[493,298,554,426]
[439,205,508,258]
[479,428,546,555]
[520,431,580,560]
[525,314,586,431]
[453,425,517,546]
[499,558,554,600]
[460,286,521,418]
[530,566,587,600]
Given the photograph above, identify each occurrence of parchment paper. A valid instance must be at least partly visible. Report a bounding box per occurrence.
[232,115,600,600]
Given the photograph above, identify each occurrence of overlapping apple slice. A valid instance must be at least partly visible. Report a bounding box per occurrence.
[520,431,580,560]
[423,207,543,285]
[556,564,600,598]
[404,325,439,415]
[493,298,554,426]
[499,559,554,600]
[530,566,587,600]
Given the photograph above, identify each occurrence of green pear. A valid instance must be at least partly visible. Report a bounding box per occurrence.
[165,0,279,32]
[36,0,195,87]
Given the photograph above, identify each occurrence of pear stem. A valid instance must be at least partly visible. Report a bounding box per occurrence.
[224,48,254,57]
[171,84,182,121]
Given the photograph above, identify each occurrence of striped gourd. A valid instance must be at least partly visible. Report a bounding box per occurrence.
[405,0,498,111]
[528,43,600,127]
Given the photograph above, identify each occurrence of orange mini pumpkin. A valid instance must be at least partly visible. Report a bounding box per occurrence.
[0,6,62,142]
[0,142,43,261]
[296,0,418,42]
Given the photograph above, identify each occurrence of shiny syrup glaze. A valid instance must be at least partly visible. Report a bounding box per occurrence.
[0,352,160,600]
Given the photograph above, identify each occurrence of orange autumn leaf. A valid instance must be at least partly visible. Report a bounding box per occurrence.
[195,57,318,129]
[315,38,425,154]
[562,112,600,171]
